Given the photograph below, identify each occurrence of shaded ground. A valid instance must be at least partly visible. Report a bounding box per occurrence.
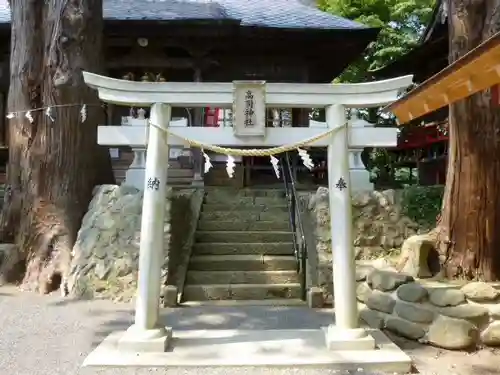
[0,285,499,375]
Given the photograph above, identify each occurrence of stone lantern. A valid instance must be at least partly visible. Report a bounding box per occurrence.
[348,110,374,191]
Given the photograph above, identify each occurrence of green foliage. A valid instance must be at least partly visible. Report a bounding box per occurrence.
[400,185,444,227]
[318,0,436,82]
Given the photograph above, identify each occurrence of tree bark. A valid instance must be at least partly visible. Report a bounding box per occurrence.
[0,0,114,293]
[437,0,500,281]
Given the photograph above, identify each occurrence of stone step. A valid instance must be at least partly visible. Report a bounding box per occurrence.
[199,210,288,221]
[193,242,294,256]
[168,159,192,169]
[186,270,300,285]
[205,188,286,198]
[204,195,286,205]
[167,177,193,185]
[197,220,290,231]
[202,204,288,212]
[189,254,297,271]
[182,283,302,301]
[181,299,306,307]
[195,231,292,243]
[168,168,194,178]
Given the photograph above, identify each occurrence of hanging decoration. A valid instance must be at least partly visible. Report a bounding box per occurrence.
[226,155,235,178]
[270,155,280,179]
[149,122,338,157]
[45,107,55,122]
[146,121,348,181]
[25,111,34,124]
[3,105,346,183]
[80,104,87,123]
[5,103,96,123]
[202,149,212,174]
[297,148,314,170]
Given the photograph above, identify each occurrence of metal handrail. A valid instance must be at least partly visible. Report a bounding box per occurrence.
[280,152,307,300]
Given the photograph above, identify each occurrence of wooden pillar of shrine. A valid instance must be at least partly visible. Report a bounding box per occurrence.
[191,67,204,186]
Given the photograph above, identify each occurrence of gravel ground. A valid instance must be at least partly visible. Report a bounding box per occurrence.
[1,285,499,375]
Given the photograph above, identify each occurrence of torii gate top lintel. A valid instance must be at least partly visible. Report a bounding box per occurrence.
[82,71,414,109]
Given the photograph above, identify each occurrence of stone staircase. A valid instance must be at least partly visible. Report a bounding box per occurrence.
[167,160,194,187]
[183,188,302,304]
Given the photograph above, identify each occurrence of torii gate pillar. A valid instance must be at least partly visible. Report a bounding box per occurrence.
[119,103,173,351]
[325,104,374,349]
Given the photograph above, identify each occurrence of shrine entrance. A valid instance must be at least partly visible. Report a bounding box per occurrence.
[82,71,413,369]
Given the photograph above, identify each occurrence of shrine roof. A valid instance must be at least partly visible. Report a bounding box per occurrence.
[383,31,500,125]
[0,0,370,30]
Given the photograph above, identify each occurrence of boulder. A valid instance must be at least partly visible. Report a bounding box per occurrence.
[489,304,500,320]
[429,288,466,307]
[356,282,372,303]
[424,315,478,350]
[439,304,489,327]
[67,185,146,300]
[461,282,500,302]
[396,232,437,278]
[66,185,201,302]
[385,316,426,340]
[355,267,372,282]
[394,301,435,324]
[367,269,413,292]
[365,290,396,314]
[480,321,500,346]
[307,187,424,298]
[359,307,386,329]
[396,282,428,303]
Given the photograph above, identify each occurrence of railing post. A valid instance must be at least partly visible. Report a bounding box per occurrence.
[324,104,375,350]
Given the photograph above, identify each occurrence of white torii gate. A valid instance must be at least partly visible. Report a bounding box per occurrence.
[83,72,413,352]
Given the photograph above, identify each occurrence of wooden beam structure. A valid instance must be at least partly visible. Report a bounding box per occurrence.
[384,31,500,124]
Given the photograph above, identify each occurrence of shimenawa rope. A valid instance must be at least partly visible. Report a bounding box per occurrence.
[148,122,346,157]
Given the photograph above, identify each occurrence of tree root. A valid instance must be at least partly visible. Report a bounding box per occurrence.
[0,199,72,294]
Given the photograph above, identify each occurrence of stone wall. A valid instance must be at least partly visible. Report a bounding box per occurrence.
[358,269,500,349]
[67,184,204,303]
[303,187,423,301]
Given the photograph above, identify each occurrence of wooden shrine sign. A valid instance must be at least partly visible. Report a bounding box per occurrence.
[232,81,266,137]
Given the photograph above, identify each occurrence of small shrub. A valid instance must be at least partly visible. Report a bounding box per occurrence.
[401,185,444,228]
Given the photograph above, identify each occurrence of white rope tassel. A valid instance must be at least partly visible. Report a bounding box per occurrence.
[25,111,34,123]
[270,155,280,179]
[226,155,235,178]
[80,104,87,123]
[297,148,314,170]
[45,107,55,122]
[202,149,213,174]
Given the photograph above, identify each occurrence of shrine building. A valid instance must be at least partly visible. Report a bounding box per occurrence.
[0,0,379,189]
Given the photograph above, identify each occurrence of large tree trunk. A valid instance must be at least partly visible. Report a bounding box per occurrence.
[0,0,114,293]
[437,0,500,281]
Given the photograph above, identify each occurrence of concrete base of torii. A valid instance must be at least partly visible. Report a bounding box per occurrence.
[82,323,411,372]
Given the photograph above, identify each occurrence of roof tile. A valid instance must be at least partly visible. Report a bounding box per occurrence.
[0,0,367,30]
